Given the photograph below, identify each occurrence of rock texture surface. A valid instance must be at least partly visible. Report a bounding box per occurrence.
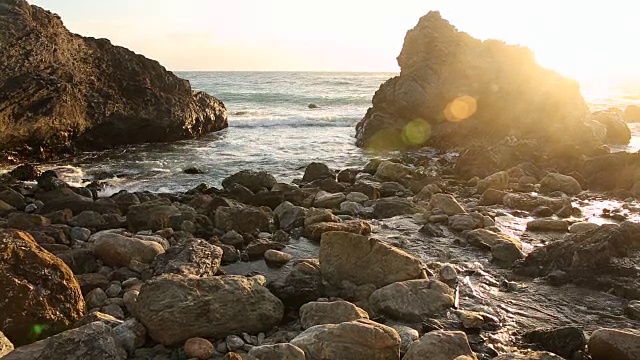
[355,11,601,153]
[133,275,284,345]
[0,229,86,346]
[0,0,227,160]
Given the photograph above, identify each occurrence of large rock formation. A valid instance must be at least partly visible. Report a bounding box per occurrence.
[355,11,602,153]
[0,0,228,160]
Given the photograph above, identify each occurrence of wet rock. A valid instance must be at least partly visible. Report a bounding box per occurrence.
[429,193,466,215]
[111,192,140,215]
[221,230,245,248]
[126,200,180,232]
[340,201,364,215]
[304,220,371,241]
[268,259,324,308]
[247,239,286,260]
[248,343,306,360]
[313,191,346,208]
[369,280,454,321]
[85,288,108,309]
[222,170,277,193]
[274,201,306,230]
[184,337,216,360]
[373,197,420,218]
[69,211,106,229]
[152,238,222,277]
[1,322,127,360]
[346,192,369,203]
[626,300,640,320]
[569,222,599,233]
[215,206,271,234]
[183,167,205,175]
[92,231,165,267]
[290,319,400,360]
[299,300,369,329]
[448,214,481,231]
[588,328,640,360]
[515,222,640,288]
[0,230,86,346]
[404,330,476,360]
[503,193,566,211]
[492,241,525,265]
[264,249,292,266]
[0,331,13,357]
[133,275,284,345]
[70,227,91,242]
[523,326,586,359]
[391,325,419,355]
[39,194,121,216]
[477,171,509,194]
[526,218,569,232]
[337,168,360,184]
[539,173,582,195]
[302,162,336,183]
[320,231,426,288]
[219,243,241,263]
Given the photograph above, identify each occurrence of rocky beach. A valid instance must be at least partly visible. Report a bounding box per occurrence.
[1,1,640,360]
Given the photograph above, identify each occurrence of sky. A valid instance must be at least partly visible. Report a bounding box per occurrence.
[29,0,640,83]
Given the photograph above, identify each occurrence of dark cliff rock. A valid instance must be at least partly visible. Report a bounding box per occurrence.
[356,11,602,153]
[0,0,228,161]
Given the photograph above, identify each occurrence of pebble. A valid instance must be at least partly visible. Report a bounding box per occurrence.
[264,249,292,265]
[24,203,38,213]
[439,264,458,282]
[184,337,215,360]
[70,227,92,242]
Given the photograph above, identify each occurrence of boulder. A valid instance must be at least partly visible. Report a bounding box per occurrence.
[8,163,40,181]
[526,219,569,232]
[248,343,306,360]
[304,220,371,241]
[592,110,632,144]
[375,161,414,183]
[0,189,26,209]
[264,249,292,266]
[69,210,106,229]
[215,206,271,234]
[299,301,369,329]
[539,173,582,195]
[313,192,346,209]
[91,231,165,267]
[274,201,306,230]
[290,319,401,360]
[503,193,566,211]
[126,200,180,232]
[369,280,454,321]
[428,194,466,215]
[624,105,640,122]
[477,171,509,194]
[373,197,420,218]
[246,239,286,260]
[404,331,476,360]
[514,222,640,294]
[268,259,325,308]
[355,11,600,155]
[588,328,640,360]
[133,275,284,345]
[6,213,50,230]
[320,231,425,288]
[0,230,86,346]
[222,170,277,193]
[302,162,336,183]
[569,222,599,234]
[1,322,126,360]
[523,326,586,359]
[152,238,222,277]
[0,0,227,160]
[53,248,98,274]
[448,214,481,231]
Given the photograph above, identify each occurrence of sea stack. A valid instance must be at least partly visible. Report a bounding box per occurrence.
[356,11,603,153]
[0,0,228,161]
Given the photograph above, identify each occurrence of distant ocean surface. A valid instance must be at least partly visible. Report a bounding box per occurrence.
[31,72,640,194]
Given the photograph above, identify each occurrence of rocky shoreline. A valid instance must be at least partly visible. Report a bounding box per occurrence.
[0,153,639,360]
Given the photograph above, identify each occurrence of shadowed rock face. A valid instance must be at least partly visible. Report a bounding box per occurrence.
[356,11,601,152]
[0,0,228,160]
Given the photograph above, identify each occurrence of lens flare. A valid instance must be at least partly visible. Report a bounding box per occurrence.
[402,119,431,146]
[444,95,477,122]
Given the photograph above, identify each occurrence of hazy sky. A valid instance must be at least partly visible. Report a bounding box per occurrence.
[30,0,640,82]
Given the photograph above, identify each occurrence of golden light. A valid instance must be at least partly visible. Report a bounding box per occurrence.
[444,96,477,122]
[402,119,431,146]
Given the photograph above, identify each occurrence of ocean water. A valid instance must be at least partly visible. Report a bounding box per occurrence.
[22,72,640,194]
